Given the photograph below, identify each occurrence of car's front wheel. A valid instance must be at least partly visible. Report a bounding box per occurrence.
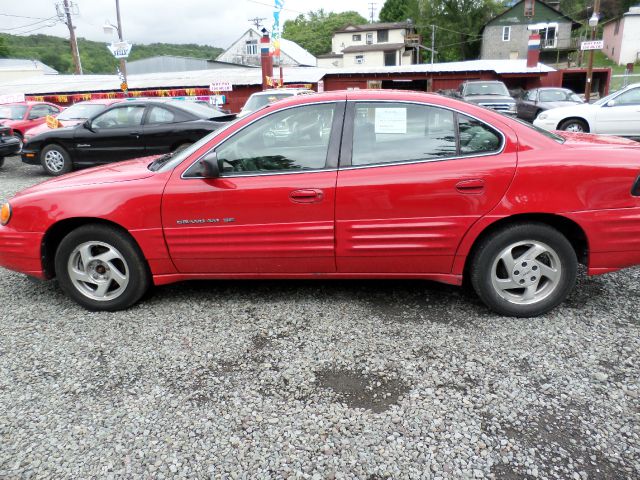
[470,223,577,317]
[559,118,589,133]
[41,144,73,176]
[55,224,151,311]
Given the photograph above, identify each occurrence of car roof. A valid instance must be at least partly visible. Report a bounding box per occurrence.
[250,89,314,96]
[1,101,58,106]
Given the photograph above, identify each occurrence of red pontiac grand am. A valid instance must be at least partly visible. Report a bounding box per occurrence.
[1,90,640,317]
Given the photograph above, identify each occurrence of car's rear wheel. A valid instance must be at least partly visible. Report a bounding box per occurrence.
[55,224,151,311]
[559,118,588,133]
[41,144,72,176]
[470,223,577,317]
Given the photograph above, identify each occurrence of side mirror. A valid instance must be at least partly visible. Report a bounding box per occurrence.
[606,100,616,107]
[198,151,220,178]
[83,119,95,132]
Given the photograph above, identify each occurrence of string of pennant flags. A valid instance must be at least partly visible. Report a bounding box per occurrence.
[25,88,215,104]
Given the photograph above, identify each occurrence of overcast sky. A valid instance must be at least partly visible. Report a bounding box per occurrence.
[1,0,375,49]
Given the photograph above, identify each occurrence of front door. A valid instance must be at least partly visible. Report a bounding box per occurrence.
[595,86,640,136]
[335,101,517,274]
[72,104,146,164]
[162,101,343,274]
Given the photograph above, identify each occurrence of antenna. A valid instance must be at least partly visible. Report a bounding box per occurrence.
[368,2,377,23]
[248,17,266,30]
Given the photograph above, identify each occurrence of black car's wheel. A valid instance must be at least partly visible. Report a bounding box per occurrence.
[470,223,577,317]
[559,118,589,133]
[14,132,23,153]
[41,144,72,176]
[55,224,151,311]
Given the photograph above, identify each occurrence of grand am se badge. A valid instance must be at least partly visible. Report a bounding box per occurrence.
[176,218,236,225]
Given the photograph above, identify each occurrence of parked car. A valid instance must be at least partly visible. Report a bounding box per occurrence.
[2,90,640,316]
[23,99,122,143]
[456,80,517,116]
[533,82,640,136]
[0,101,62,150]
[239,88,314,117]
[516,87,583,122]
[0,125,21,167]
[22,99,234,175]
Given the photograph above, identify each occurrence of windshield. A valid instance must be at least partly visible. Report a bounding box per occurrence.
[58,103,107,120]
[0,104,27,120]
[465,83,510,96]
[241,93,294,114]
[539,89,582,103]
[511,116,565,143]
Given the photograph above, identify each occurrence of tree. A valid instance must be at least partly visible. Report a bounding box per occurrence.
[0,37,8,58]
[379,0,413,22]
[283,10,368,56]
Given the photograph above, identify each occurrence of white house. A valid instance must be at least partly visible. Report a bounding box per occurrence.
[602,5,640,65]
[317,22,420,68]
[216,29,317,67]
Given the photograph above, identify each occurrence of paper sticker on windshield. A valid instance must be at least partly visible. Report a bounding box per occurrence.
[375,108,406,134]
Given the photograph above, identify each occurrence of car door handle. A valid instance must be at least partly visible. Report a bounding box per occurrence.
[456,179,485,193]
[129,132,140,138]
[289,189,324,204]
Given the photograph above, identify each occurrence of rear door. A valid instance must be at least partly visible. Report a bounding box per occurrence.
[594,87,640,136]
[161,101,344,274]
[335,100,517,274]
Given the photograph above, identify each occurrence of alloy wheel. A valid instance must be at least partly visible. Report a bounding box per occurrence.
[44,150,65,173]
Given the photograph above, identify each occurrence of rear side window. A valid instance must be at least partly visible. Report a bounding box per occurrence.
[352,103,457,166]
[458,114,501,155]
[147,106,175,124]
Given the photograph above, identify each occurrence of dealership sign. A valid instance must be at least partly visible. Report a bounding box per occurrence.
[209,81,233,92]
[107,41,133,59]
[581,40,604,51]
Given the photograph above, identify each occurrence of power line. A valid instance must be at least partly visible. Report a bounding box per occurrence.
[0,15,59,32]
[368,2,377,23]
[0,13,53,20]
[12,22,61,36]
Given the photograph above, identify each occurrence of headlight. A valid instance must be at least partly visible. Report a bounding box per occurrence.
[537,113,548,120]
[0,202,11,226]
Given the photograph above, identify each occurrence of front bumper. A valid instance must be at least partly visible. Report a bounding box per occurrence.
[21,149,40,165]
[0,225,45,278]
[0,136,20,157]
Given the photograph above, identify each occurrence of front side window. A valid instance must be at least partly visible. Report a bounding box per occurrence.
[526,90,538,101]
[612,87,640,106]
[29,105,51,119]
[502,26,511,42]
[92,105,145,129]
[213,103,335,174]
[351,103,457,166]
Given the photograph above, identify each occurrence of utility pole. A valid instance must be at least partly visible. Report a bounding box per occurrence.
[368,2,377,23]
[58,0,82,74]
[431,25,435,65]
[584,0,600,102]
[115,0,127,85]
[248,17,266,30]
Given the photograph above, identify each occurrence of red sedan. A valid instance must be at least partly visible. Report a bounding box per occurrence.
[0,101,62,150]
[1,90,640,316]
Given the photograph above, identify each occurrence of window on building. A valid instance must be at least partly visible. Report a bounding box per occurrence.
[614,20,620,35]
[352,34,362,41]
[377,29,389,42]
[384,51,396,66]
[539,26,557,48]
[245,39,258,55]
[524,0,535,17]
[366,32,373,45]
[355,54,365,64]
[502,26,511,41]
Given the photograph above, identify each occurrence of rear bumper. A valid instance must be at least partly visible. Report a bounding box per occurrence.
[0,225,45,278]
[0,137,20,157]
[20,149,40,165]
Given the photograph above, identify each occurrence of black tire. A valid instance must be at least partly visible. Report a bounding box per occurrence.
[470,223,577,317]
[558,118,589,133]
[41,144,72,176]
[0,157,4,168]
[14,132,23,153]
[55,224,151,311]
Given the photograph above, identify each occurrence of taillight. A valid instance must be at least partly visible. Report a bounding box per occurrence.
[632,175,640,197]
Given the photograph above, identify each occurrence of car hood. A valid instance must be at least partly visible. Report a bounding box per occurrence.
[540,101,582,109]
[15,156,159,197]
[26,119,83,137]
[464,95,515,104]
[556,131,640,148]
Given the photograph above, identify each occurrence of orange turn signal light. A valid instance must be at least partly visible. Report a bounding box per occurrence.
[0,203,11,225]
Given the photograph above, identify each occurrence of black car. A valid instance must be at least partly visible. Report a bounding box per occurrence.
[0,125,21,168]
[516,87,583,122]
[22,99,234,175]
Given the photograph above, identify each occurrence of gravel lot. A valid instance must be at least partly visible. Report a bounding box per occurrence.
[0,156,639,479]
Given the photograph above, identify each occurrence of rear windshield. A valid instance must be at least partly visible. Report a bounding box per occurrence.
[168,101,228,119]
[0,104,27,120]
[58,103,107,120]
[242,93,294,113]
[539,90,582,103]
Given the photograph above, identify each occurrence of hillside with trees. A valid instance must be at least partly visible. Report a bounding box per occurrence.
[0,33,223,74]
